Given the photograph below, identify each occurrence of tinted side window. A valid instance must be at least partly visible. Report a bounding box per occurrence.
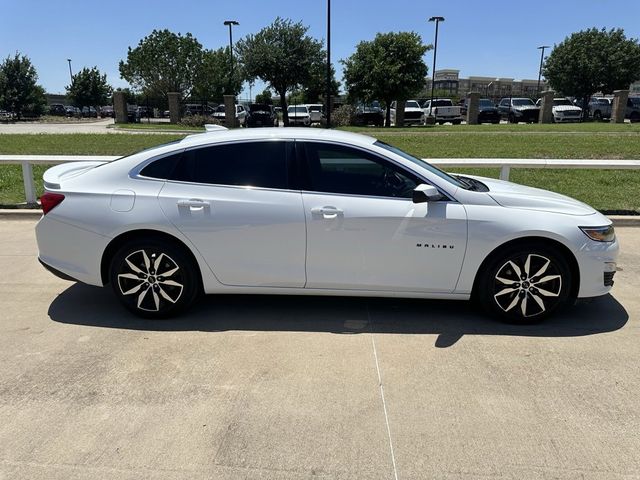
[303,143,418,198]
[171,141,288,189]
[139,152,183,179]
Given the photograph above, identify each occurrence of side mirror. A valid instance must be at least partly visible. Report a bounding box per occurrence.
[412,184,443,203]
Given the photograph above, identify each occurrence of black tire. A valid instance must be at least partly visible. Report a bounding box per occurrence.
[452,120,462,125]
[630,112,640,123]
[476,243,572,324]
[593,110,602,121]
[109,239,200,318]
[508,113,517,124]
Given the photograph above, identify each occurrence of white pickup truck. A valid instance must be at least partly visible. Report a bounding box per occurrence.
[422,98,463,125]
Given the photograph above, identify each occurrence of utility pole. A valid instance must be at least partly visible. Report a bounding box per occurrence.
[325,0,331,128]
[66,58,73,82]
[537,45,550,97]
[428,16,445,117]
[224,20,240,92]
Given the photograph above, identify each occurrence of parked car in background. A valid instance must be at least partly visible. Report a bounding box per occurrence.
[287,105,311,126]
[305,104,324,124]
[589,97,640,122]
[48,104,66,116]
[497,98,540,123]
[136,106,154,118]
[0,110,14,120]
[212,104,247,126]
[100,106,114,118]
[184,104,215,117]
[389,100,423,126]
[354,104,384,127]
[536,97,582,122]
[126,105,140,123]
[422,98,463,125]
[64,106,81,117]
[36,128,619,322]
[246,104,278,127]
[461,98,501,124]
[81,106,98,118]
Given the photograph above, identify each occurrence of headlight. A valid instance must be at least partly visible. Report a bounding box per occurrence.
[579,225,616,242]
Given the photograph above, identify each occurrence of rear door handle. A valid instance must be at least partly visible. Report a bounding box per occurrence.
[177,199,209,210]
[311,206,343,218]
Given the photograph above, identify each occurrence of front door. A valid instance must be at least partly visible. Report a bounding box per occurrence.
[299,141,467,292]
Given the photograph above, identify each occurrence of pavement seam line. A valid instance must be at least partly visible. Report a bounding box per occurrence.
[367,304,400,480]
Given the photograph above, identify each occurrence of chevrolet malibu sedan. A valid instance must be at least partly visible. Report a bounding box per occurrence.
[36,128,618,322]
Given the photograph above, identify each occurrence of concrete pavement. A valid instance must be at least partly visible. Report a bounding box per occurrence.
[0,219,639,479]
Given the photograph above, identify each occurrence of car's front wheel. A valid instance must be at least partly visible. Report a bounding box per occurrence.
[109,239,200,318]
[477,244,572,323]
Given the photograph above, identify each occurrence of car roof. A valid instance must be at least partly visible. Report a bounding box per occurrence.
[180,128,377,149]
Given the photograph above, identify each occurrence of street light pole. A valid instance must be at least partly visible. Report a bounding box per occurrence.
[66,58,73,82]
[224,20,239,92]
[325,0,331,128]
[428,16,445,117]
[537,45,550,97]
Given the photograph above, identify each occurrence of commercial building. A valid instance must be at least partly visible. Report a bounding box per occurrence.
[426,69,547,99]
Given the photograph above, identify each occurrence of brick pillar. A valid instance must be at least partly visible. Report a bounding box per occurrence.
[395,100,405,127]
[611,90,629,124]
[167,92,181,124]
[224,95,237,128]
[466,92,480,125]
[539,90,555,123]
[113,91,128,124]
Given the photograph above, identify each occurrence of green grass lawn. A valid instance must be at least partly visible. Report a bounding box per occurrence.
[1,130,639,212]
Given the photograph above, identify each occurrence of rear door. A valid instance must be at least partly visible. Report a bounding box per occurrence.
[158,140,306,288]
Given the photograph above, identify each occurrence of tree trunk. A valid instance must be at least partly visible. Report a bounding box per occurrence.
[583,95,590,122]
[279,90,288,127]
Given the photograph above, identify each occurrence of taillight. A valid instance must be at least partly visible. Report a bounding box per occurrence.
[40,192,65,215]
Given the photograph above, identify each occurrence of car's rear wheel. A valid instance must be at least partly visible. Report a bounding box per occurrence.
[508,113,517,124]
[109,239,200,318]
[477,244,572,323]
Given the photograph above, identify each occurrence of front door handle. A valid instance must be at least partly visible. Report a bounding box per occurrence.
[311,206,343,218]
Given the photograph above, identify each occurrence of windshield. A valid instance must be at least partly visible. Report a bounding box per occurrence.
[512,99,535,106]
[214,105,226,112]
[553,99,573,106]
[479,99,494,108]
[374,141,466,189]
[308,105,322,112]
[405,101,421,108]
[249,104,270,112]
[288,106,308,113]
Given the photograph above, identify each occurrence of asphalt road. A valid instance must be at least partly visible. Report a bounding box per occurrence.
[1,219,638,479]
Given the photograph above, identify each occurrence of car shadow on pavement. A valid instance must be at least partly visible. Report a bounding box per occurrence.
[47,283,629,348]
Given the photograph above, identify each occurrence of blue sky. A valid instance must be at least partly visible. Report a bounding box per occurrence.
[1,0,639,97]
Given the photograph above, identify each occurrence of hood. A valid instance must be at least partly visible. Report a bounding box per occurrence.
[513,105,539,111]
[553,105,582,112]
[467,175,597,216]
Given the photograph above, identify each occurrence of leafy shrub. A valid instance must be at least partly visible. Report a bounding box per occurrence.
[331,105,356,126]
[179,115,221,127]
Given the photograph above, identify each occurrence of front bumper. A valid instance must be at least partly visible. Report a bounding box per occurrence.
[575,238,620,298]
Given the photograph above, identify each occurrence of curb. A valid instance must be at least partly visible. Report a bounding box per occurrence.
[2,209,640,227]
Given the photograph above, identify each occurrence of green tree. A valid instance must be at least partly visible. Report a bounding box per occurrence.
[236,17,327,126]
[119,29,204,100]
[254,88,273,105]
[544,28,640,119]
[342,32,430,127]
[0,53,47,119]
[192,48,242,103]
[301,59,340,104]
[66,66,113,115]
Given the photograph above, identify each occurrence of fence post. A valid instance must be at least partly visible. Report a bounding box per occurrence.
[611,90,629,124]
[113,91,128,124]
[21,161,37,204]
[539,90,555,123]
[466,92,480,125]
[224,95,237,128]
[499,165,511,181]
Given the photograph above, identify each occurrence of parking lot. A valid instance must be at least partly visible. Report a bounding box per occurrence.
[1,218,639,479]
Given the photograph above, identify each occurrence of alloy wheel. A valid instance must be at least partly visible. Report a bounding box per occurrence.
[117,249,184,312]
[492,253,563,318]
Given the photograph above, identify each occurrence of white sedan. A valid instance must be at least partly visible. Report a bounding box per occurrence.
[36,128,618,322]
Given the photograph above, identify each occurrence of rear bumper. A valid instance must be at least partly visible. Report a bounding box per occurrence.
[38,257,77,282]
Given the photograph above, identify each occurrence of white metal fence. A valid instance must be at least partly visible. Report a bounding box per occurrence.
[1,155,640,204]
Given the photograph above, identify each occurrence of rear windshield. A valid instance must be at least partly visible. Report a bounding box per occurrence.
[513,99,535,106]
